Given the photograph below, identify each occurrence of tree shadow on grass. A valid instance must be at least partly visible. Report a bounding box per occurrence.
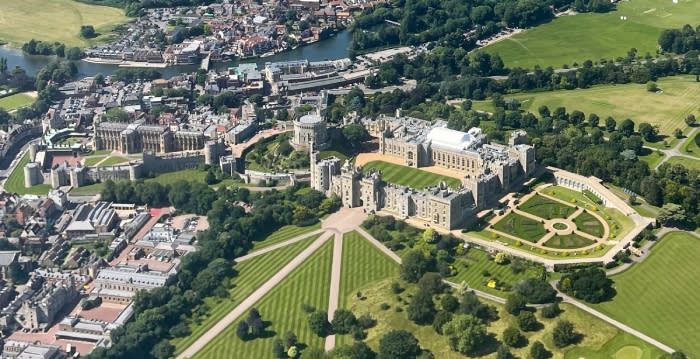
[468,333,500,357]
[258,320,277,339]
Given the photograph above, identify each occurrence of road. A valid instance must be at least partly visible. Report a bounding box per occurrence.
[177,231,334,359]
[324,231,343,351]
[653,126,699,169]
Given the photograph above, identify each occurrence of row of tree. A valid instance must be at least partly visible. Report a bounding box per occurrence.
[22,39,83,60]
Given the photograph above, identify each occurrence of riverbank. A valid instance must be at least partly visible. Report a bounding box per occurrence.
[82,57,169,68]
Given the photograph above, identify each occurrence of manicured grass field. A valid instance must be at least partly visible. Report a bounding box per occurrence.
[595,232,700,357]
[519,194,576,219]
[173,234,321,354]
[573,210,605,238]
[0,0,129,48]
[3,153,51,195]
[362,160,462,189]
[492,212,547,242]
[195,239,334,359]
[97,156,130,167]
[0,93,34,111]
[544,233,595,249]
[471,76,700,137]
[251,223,321,250]
[665,156,700,171]
[638,148,666,168]
[83,156,106,167]
[480,0,700,69]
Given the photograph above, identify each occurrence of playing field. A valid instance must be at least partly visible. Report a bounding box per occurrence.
[471,76,700,137]
[519,194,576,219]
[0,93,34,111]
[195,240,333,359]
[595,232,700,357]
[480,0,700,69]
[362,160,462,189]
[0,0,129,48]
[492,212,547,242]
[4,153,51,195]
[172,234,321,354]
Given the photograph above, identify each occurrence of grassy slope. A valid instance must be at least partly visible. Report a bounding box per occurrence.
[251,223,322,250]
[595,232,700,357]
[195,240,334,359]
[173,234,321,354]
[471,76,700,137]
[362,160,462,189]
[481,0,700,69]
[0,93,34,111]
[346,279,664,358]
[4,153,51,195]
[666,156,700,171]
[0,0,129,47]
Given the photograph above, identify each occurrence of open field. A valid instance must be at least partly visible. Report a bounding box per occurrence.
[480,0,700,69]
[471,76,700,137]
[171,234,321,354]
[362,160,462,189]
[491,212,547,242]
[544,233,595,249]
[596,232,700,357]
[194,240,333,359]
[97,156,130,167]
[251,223,321,250]
[666,156,700,171]
[638,148,666,168]
[0,93,34,111]
[83,156,107,167]
[0,0,129,48]
[519,194,576,219]
[573,211,605,237]
[3,153,51,195]
[681,131,700,158]
[346,279,664,358]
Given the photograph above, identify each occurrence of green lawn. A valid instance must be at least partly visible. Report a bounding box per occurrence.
[665,156,700,171]
[450,247,543,297]
[251,223,322,250]
[573,210,605,238]
[681,131,700,158]
[70,182,105,194]
[480,0,700,69]
[595,232,700,357]
[83,156,107,167]
[195,239,334,359]
[544,233,595,249]
[519,194,576,219]
[173,234,321,354]
[491,212,547,242]
[4,153,51,195]
[97,156,130,167]
[0,0,129,48]
[638,147,666,168]
[0,93,34,111]
[471,76,700,137]
[362,160,462,189]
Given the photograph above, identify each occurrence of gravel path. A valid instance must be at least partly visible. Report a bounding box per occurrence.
[324,231,343,351]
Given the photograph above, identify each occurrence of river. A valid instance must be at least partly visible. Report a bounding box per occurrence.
[0,30,351,78]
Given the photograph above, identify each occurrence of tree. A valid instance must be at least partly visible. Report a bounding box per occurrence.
[0,57,7,75]
[80,25,96,38]
[514,279,557,304]
[246,308,264,337]
[529,341,550,359]
[684,114,696,126]
[105,108,130,123]
[150,340,175,359]
[342,123,368,148]
[287,346,298,358]
[494,252,509,264]
[417,272,445,295]
[422,228,437,243]
[605,117,616,132]
[502,326,523,347]
[558,267,615,303]
[283,331,297,349]
[401,250,435,283]
[236,321,249,340]
[673,128,683,139]
[432,310,453,334]
[541,303,560,319]
[272,338,286,358]
[638,122,657,141]
[620,119,635,137]
[588,113,600,128]
[65,47,84,60]
[670,352,688,359]
[407,289,436,324]
[517,311,539,332]
[505,293,527,315]
[440,294,459,312]
[441,314,488,355]
[496,345,513,359]
[378,330,422,359]
[657,203,688,226]
[331,309,357,334]
[646,81,658,92]
[308,311,331,337]
[332,341,376,358]
[552,320,577,347]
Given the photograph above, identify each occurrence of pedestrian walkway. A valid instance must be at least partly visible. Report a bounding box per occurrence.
[324,232,343,351]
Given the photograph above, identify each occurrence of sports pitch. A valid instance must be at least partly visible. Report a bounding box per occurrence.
[471,76,700,137]
[480,0,700,69]
[0,0,129,47]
